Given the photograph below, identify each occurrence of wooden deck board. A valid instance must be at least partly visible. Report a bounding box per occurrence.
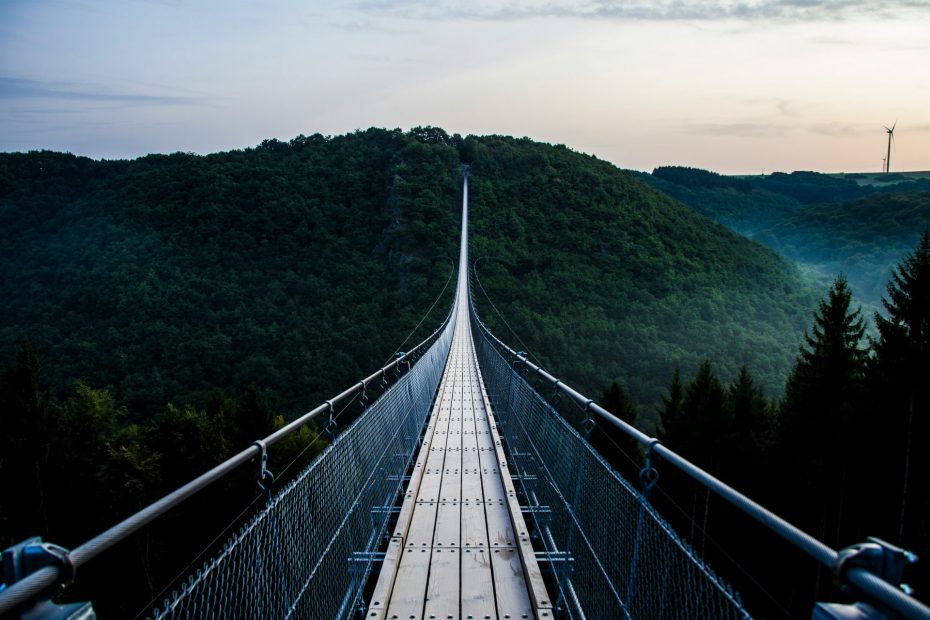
[368,291,550,619]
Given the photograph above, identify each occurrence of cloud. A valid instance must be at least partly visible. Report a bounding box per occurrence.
[683,120,891,138]
[807,122,872,136]
[0,77,201,106]
[684,121,788,137]
[352,0,929,22]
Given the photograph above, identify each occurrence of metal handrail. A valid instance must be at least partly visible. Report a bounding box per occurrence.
[0,306,455,615]
[468,293,930,620]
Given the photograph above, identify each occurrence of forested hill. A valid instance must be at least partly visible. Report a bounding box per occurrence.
[0,130,461,418]
[754,191,930,307]
[464,137,816,423]
[1,129,816,427]
[643,166,930,310]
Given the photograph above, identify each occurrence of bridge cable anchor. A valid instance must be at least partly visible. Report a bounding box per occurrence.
[639,439,661,498]
[251,439,276,500]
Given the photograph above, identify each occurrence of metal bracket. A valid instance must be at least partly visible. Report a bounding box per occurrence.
[639,439,661,498]
[535,550,573,565]
[814,537,919,619]
[394,352,407,378]
[323,400,337,442]
[833,537,916,596]
[0,537,93,619]
[548,378,562,406]
[348,550,385,585]
[579,399,596,439]
[370,506,401,516]
[251,440,275,499]
[359,380,369,410]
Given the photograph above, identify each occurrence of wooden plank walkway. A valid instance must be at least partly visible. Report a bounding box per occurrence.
[367,296,553,620]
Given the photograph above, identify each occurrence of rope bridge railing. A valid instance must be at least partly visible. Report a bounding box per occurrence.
[150,310,455,619]
[469,292,930,620]
[0,304,457,619]
[470,309,749,620]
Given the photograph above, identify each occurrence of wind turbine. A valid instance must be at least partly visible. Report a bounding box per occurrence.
[884,121,896,173]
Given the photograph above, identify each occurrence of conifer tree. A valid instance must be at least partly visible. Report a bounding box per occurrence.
[597,380,642,470]
[681,360,728,471]
[658,367,683,443]
[0,340,52,542]
[779,275,866,544]
[659,361,727,471]
[871,230,929,566]
[729,366,769,448]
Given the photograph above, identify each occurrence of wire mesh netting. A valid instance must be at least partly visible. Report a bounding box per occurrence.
[471,315,751,620]
[150,317,455,620]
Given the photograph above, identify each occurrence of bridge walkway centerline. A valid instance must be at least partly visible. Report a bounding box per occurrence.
[366,174,552,620]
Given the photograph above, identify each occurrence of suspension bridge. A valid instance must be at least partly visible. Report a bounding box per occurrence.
[1,172,928,620]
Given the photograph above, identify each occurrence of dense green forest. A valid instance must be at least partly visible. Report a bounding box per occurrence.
[0,128,463,616]
[0,131,460,419]
[644,166,930,310]
[5,128,911,617]
[1,131,815,430]
[465,137,817,423]
[588,236,930,618]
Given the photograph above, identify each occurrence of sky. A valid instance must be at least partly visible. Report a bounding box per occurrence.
[1,0,929,173]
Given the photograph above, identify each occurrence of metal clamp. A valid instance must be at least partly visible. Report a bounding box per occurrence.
[359,380,369,410]
[832,537,917,597]
[548,378,563,406]
[579,399,596,439]
[394,352,407,378]
[639,440,661,497]
[1,537,87,614]
[251,440,275,499]
[323,400,337,442]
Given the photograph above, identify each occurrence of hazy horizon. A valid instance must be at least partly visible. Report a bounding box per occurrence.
[2,0,929,175]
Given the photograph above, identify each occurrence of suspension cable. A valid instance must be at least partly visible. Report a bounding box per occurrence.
[380,256,455,367]
[470,256,544,369]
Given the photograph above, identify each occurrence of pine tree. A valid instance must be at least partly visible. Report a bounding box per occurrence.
[658,367,683,443]
[681,360,728,471]
[658,361,727,472]
[779,275,866,544]
[729,367,769,447]
[0,340,52,542]
[870,230,930,570]
[725,366,772,489]
[597,380,642,470]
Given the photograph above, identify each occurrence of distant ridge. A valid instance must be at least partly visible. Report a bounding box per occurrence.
[0,128,818,428]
